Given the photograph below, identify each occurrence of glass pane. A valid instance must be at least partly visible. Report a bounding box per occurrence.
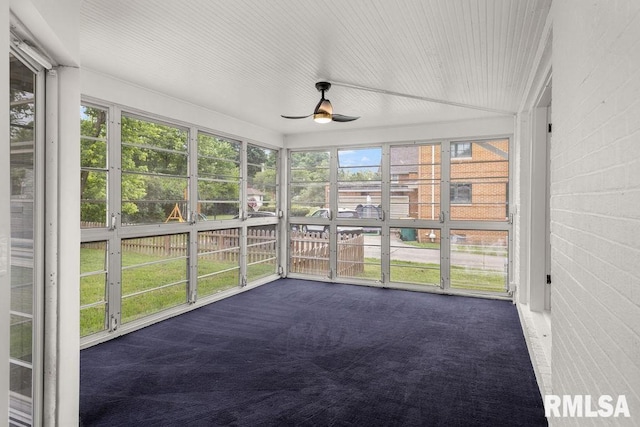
[337,147,381,212]
[197,229,240,297]
[289,151,330,217]
[450,139,509,221]
[10,315,32,363]
[121,234,188,323]
[121,174,189,225]
[247,225,278,282]
[122,145,187,176]
[80,106,109,229]
[121,115,188,226]
[450,230,509,292]
[80,137,107,169]
[80,170,107,227]
[197,133,241,221]
[197,132,241,176]
[121,115,188,152]
[390,228,441,286]
[197,179,240,220]
[337,228,379,280]
[10,265,33,315]
[289,227,329,276]
[10,363,32,398]
[10,52,36,410]
[80,242,108,337]
[247,144,278,214]
[390,144,441,220]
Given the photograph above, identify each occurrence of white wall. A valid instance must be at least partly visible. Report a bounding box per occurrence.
[9,0,79,66]
[551,0,640,425]
[82,69,284,148]
[284,115,514,148]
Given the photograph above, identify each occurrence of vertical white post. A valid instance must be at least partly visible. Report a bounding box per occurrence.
[43,68,60,427]
[47,65,80,426]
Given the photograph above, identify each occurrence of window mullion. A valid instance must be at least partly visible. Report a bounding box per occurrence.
[329,149,338,280]
[107,105,122,331]
[188,127,198,301]
[441,141,451,290]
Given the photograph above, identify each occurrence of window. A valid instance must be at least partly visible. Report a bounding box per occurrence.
[337,147,382,209]
[449,139,509,221]
[80,241,108,336]
[390,143,440,220]
[197,132,241,220]
[80,105,108,228]
[247,144,277,215]
[288,140,510,295]
[451,142,472,158]
[10,51,41,426]
[80,102,280,343]
[121,115,189,225]
[288,150,330,217]
[451,183,472,204]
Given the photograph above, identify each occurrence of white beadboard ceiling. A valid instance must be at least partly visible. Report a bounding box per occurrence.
[80,0,551,135]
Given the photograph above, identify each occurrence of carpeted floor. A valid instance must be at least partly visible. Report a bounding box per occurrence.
[80,279,547,426]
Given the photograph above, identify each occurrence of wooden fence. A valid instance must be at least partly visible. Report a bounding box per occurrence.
[82,228,364,275]
[289,231,364,276]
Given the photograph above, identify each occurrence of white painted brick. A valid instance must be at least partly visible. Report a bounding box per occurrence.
[550,1,640,424]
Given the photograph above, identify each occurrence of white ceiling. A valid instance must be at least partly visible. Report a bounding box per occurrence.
[80,0,551,135]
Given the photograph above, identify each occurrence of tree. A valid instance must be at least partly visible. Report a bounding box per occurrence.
[289,151,330,210]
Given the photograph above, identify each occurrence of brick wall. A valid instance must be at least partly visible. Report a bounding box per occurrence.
[417,139,508,222]
[552,1,640,424]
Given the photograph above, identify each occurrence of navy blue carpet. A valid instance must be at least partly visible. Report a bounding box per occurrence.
[80,279,547,426]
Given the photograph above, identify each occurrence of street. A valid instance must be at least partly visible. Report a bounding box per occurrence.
[361,234,507,271]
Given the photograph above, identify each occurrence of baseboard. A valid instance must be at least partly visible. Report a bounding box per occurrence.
[517,303,552,398]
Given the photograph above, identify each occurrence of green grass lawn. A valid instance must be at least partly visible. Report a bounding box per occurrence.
[344,258,506,292]
[80,246,506,337]
[80,248,275,336]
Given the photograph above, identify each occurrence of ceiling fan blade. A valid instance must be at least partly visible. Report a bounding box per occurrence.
[281,114,312,119]
[331,114,359,122]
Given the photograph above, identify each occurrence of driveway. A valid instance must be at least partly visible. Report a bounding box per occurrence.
[361,234,507,271]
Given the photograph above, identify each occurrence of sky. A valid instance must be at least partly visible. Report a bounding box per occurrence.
[338,148,381,169]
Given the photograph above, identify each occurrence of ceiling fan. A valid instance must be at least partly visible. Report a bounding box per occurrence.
[281,81,359,123]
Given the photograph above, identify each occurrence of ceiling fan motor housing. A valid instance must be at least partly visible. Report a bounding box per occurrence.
[315,81,331,92]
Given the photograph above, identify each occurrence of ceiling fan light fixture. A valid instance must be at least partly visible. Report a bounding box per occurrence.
[282,81,358,123]
[313,98,333,123]
[313,111,332,123]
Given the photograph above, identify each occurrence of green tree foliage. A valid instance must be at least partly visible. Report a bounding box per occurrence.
[81,111,278,223]
[289,151,330,208]
[120,116,187,223]
[197,133,241,217]
[80,107,108,223]
[247,145,277,209]
[10,85,35,198]
[337,168,381,182]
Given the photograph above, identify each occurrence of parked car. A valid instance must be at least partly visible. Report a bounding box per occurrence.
[233,210,277,219]
[355,204,382,219]
[299,208,362,234]
[246,211,277,218]
[355,204,382,234]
